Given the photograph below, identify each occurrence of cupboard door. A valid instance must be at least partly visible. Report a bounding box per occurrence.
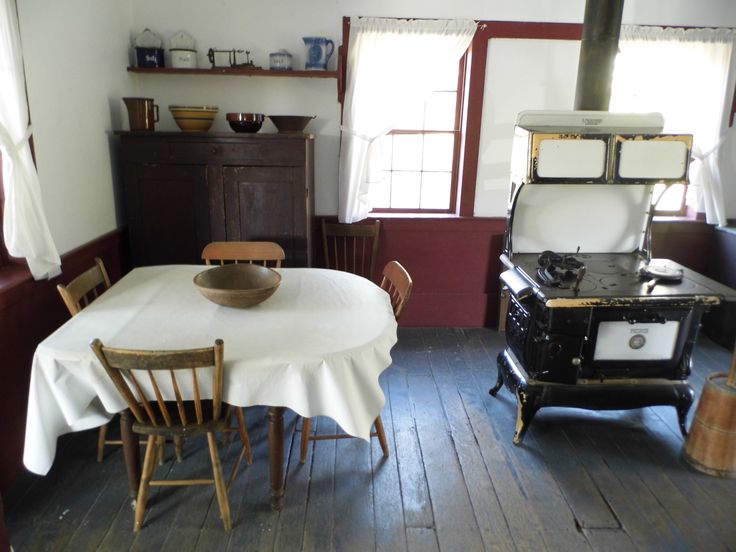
[223,165,308,266]
[125,163,211,265]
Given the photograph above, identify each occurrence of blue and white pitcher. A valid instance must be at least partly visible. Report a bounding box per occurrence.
[303,36,335,71]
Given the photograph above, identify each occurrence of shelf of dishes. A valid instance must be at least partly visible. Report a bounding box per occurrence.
[127,66,338,78]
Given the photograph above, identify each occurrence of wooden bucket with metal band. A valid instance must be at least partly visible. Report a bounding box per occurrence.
[683,349,736,477]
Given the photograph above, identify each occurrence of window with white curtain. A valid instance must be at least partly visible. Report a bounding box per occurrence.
[370,59,462,212]
[611,26,736,221]
[0,0,61,278]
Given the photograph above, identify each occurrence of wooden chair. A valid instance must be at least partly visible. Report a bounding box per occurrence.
[57,257,118,462]
[321,219,380,280]
[379,260,413,321]
[200,241,282,464]
[299,259,413,464]
[90,338,247,532]
[202,241,285,267]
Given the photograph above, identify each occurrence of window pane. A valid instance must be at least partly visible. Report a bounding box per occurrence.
[432,61,460,91]
[420,172,452,209]
[391,171,421,208]
[378,134,393,170]
[653,183,686,212]
[394,100,425,130]
[392,134,424,171]
[423,133,455,172]
[425,91,457,130]
[370,172,392,208]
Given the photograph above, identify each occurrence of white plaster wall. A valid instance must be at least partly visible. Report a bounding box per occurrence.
[17,0,134,255]
[17,0,736,255]
[474,38,580,217]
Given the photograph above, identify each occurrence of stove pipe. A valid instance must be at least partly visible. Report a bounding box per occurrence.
[573,0,625,111]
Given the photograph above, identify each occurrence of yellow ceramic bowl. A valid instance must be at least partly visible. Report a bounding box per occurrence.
[169,105,218,132]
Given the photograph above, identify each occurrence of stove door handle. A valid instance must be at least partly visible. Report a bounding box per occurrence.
[500,268,534,300]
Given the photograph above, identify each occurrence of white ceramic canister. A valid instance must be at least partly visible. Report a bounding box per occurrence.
[170,49,197,68]
[269,49,293,71]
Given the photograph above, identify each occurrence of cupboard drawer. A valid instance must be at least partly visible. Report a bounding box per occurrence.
[121,136,306,165]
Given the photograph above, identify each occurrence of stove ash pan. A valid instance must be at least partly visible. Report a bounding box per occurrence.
[505,294,705,385]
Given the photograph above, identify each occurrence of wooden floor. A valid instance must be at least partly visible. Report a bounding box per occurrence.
[5,328,736,551]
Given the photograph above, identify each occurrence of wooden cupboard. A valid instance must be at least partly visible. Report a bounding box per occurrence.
[118,132,315,267]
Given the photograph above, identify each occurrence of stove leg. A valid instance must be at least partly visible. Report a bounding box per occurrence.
[676,385,694,438]
[512,389,539,445]
[489,352,505,397]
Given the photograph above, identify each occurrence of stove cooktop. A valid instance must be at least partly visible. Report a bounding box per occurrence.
[508,253,736,306]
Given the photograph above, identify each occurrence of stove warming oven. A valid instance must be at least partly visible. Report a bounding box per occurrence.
[491,111,736,444]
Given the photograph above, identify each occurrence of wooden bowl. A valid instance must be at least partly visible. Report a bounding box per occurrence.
[267,115,315,134]
[193,264,281,308]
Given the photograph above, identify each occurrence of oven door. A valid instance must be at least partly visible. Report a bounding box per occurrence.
[581,306,703,380]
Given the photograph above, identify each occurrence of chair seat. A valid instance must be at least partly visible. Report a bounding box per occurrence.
[133,416,228,438]
[131,401,231,437]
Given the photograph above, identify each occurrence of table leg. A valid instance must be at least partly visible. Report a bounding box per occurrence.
[120,409,140,498]
[268,406,285,511]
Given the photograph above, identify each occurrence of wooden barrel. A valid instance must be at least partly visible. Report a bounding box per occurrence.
[683,371,736,477]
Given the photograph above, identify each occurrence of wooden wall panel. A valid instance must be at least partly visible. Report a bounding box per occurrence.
[0,230,127,491]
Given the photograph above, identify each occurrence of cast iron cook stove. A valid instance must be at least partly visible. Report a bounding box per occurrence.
[490,111,736,445]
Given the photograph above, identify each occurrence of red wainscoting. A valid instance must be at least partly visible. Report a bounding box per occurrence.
[0,230,127,492]
[372,217,508,327]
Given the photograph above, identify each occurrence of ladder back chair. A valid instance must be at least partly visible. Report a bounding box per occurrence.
[90,338,247,532]
[299,259,413,464]
[379,260,413,321]
[57,257,118,462]
[201,240,282,460]
[321,219,380,280]
[202,241,285,267]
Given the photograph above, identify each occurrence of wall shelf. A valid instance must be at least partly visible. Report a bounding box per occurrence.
[127,66,337,79]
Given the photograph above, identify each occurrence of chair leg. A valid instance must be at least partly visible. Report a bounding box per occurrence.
[207,432,232,531]
[300,417,311,464]
[234,408,253,465]
[97,424,108,462]
[156,436,165,465]
[173,436,184,462]
[134,435,158,532]
[374,415,389,457]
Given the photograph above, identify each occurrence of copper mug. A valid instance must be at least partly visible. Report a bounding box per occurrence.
[123,97,159,131]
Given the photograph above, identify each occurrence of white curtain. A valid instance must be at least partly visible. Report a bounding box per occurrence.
[338,17,476,223]
[611,25,736,226]
[0,0,60,278]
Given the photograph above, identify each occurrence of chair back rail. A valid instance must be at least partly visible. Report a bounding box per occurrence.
[380,260,413,321]
[202,241,285,267]
[90,340,225,433]
[322,219,380,280]
[57,257,111,315]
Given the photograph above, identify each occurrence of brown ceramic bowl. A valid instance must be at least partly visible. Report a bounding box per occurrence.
[268,115,315,134]
[193,264,281,308]
[227,112,265,133]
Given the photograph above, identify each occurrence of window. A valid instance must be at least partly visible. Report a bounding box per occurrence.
[370,59,463,213]
[611,26,736,218]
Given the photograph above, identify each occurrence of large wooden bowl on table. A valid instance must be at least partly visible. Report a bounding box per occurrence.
[193,264,281,308]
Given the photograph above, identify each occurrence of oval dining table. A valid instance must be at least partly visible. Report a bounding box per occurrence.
[23,265,398,510]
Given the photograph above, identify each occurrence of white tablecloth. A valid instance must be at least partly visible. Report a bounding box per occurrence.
[24,265,398,475]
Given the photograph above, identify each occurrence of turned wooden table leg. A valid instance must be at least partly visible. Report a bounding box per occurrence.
[120,409,141,498]
[268,406,285,511]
